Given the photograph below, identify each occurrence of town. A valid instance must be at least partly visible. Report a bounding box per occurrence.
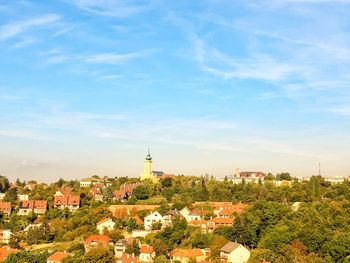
[0,151,349,262]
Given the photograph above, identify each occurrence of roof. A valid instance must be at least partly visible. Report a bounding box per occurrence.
[84,235,111,245]
[188,219,207,226]
[140,244,154,254]
[97,218,113,225]
[0,247,18,261]
[171,248,204,258]
[47,251,72,262]
[117,253,138,263]
[209,217,234,224]
[220,242,241,253]
[0,201,11,212]
[54,195,80,206]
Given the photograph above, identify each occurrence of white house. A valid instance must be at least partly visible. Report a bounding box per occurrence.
[0,229,12,244]
[96,218,115,234]
[139,244,155,263]
[180,207,191,222]
[144,211,164,230]
[220,242,250,263]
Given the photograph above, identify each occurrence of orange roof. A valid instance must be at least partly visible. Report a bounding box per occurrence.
[171,248,204,258]
[117,253,138,263]
[97,218,112,225]
[0,247,18,261]
[54,195,80,206]
[47,251,72,262]
[188,219,207,226]
[84,235,111,245]
[209,217,234,224]
[0,201,11,213]
[140,245,154,254]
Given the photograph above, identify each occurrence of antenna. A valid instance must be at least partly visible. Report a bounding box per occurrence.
[318,161,321,176]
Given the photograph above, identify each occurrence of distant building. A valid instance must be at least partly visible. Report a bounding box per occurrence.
[116,253,138,263]
[18,200,47,215]
[114,238,141,258]
[140,150,175,183]
[80,177,112,188]
[113,182,141,201]
[0,201,11,216]
[54,195,80,211]
[220,242,250,263]
[47,251,72,263]
[139,245,155,263]
[144,211,164,230]
[170,248,206,263]
[96,218,115,234]
[0,229,12,244]
[17,194,29,201]
[84,235,113,252]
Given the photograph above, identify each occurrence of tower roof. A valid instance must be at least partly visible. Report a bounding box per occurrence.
[145,149,152,160]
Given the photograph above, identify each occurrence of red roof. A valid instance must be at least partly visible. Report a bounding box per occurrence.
[208,217,234,224]
[117,253,138,263]
[47,251,72,262]
[140,245,154,254]
[54,195,80,206]
[0,201,11,213]
[84,235,111,246]
[171,248,204,258]
[0,247,17,261]
[97,218,112,225]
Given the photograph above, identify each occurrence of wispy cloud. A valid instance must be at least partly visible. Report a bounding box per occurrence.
[11,38,37,49]
[191,35,306,82]
[70,0,151,18]
[53,25,75,37]
[82,52,145,64]
[0,13,60,41]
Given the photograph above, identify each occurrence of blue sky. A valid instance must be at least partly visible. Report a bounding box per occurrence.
[1,0,350,182]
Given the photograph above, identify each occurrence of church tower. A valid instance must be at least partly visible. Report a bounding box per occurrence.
[140,149,157,183]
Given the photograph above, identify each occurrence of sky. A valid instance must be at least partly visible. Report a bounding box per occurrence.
[1,0,350,182]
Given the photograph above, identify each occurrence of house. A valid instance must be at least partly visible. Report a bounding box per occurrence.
[170,248,206,263]
[187,210,203,221]
[116,253,138,263]
[113,182,141,201]
[47,251,72,263]
[0,201,11,215]
[0,193,5,200]
[144,211,164,230]
[84,234,113,252]
[114,238,141,258]
[54,195,80,211]
[96,218,115,234]
[18,200,47,215]
[214,203,248,217]
[207,218,234,233]
[54,187,73,197]
[80,177,112,188]
[80,178,100,188]
[0,229,12,244]
[188,220,208,233]
[0,247,18,262]
[220,242,250,263]
[138,245,155,263]
[180,207,191,222]
[90,184,104,202]
[17,194,29,201]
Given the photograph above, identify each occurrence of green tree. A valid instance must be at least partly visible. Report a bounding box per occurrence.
[83,247,115,263]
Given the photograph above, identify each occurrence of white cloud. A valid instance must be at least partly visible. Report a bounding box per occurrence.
[0,14,60,41]
[82,52,144,64]
[191,35,307,82]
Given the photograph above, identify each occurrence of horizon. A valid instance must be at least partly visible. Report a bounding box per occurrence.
[1,1,350,182]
